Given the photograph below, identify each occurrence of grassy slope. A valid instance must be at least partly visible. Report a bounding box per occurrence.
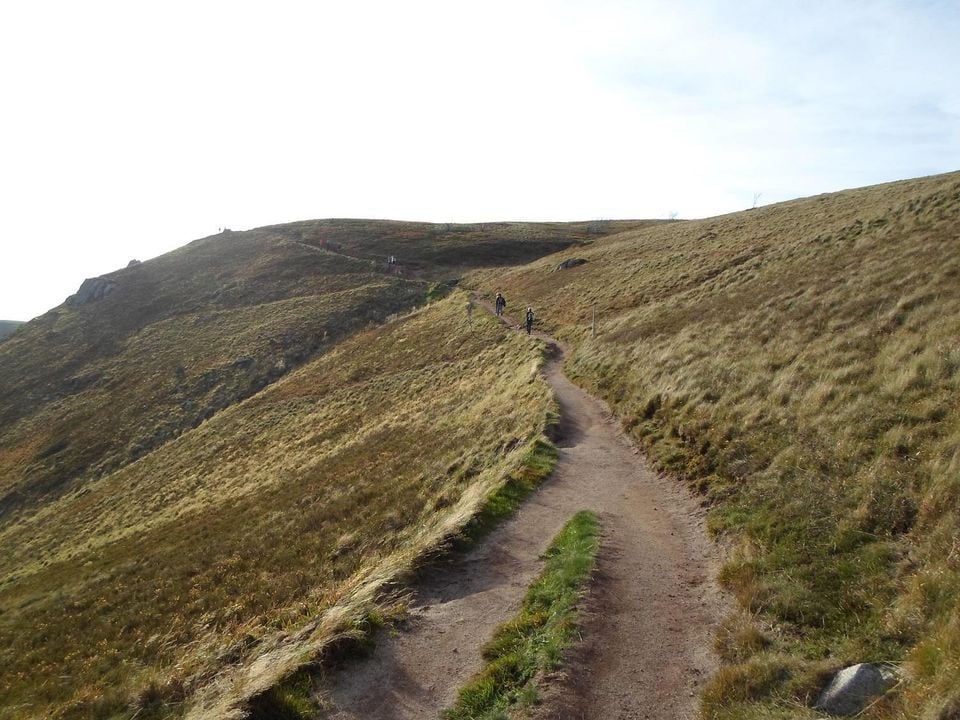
[0,220,642,519]
[0,298,554,719]
[0,217,633,719]
[468,171,960,719]
[0,231,424,516]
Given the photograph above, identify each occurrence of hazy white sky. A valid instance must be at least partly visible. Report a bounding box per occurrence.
[1,0,958,320]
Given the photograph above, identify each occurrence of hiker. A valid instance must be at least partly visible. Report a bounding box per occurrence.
[466,297,474,322]
[495,292,507,316]
[525,307,535,335]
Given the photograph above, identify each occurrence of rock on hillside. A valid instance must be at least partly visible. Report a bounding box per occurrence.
[555,257,587,271]
[815,663,899,716]
[66,277,116,306]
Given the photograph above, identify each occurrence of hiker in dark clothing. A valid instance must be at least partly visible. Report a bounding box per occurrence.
[525,307,535,335]
[495,292,507,316]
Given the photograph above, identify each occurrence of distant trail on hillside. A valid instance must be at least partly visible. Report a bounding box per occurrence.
[286,240,427,284]
[316,300,725,720]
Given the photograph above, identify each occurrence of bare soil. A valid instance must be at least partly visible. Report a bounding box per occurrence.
[316,304,726,719]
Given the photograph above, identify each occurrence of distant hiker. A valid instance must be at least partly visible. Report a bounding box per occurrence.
[525,307,535,335]
[495,292,507,316]
[466,297,474,322]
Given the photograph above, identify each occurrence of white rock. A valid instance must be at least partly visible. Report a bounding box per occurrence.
[815,663,898,716]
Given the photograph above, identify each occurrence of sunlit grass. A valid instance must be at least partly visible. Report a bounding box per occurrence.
[0,296,555,719]
[470,172,960,718]
[443,511,601,720]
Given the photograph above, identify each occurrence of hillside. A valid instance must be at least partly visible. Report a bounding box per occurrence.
[262,218,659,277]
[468,171,960,719]
[0,320,23,339]
[0,219,643,719]
[0,220,646,517]
[0,233,421,518]
[0,298,555,719]
[6,172,959,719]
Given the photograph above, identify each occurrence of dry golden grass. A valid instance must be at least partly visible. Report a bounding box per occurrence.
[0,217,630,718]
[468,171,960,719]
[0,231,424,515]
[0,295,554,719]
[0,218,637,521]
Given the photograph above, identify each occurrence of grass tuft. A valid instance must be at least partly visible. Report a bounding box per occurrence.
[443,510,601,720]
[247,670,318,720]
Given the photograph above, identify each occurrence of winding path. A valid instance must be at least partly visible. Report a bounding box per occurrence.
[316,304,725,719]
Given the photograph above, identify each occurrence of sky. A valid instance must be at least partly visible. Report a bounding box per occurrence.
[1,0,958,320]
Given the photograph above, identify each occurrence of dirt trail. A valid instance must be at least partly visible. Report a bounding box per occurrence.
[317,305,725,719]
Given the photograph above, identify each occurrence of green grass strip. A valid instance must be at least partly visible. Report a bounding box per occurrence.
[456,437,558,549]
[443,510,601,720]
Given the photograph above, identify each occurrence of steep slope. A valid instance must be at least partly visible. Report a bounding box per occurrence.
[0,298,553,719]
[468,171,960,718]
[0,219,646,517]
[0,219,652,719]
[0,231,422,517]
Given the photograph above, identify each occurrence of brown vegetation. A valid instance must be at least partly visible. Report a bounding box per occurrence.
[0,298,553,719]
[264,218,659,277]
[1,218,630,718]
[469,171,960,718]
[7,170,959,719]
[0,231,423,517]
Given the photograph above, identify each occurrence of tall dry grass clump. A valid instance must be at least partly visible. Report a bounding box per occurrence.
[470,171,960,718]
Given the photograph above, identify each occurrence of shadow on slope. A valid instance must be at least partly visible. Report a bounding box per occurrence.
[0,230,425,516]
[0,320,23,340]
[264,218,661,278]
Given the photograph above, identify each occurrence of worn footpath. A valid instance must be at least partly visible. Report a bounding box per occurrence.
[316,305,725,720]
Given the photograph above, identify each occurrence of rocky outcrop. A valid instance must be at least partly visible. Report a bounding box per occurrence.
[66,278,116,306]
[815,663,898,716]
[127,259,141,267]
[554,258,587,271]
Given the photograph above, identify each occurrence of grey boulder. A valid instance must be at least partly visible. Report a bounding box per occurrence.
[66,277,116,306]
[815,663,898,716]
